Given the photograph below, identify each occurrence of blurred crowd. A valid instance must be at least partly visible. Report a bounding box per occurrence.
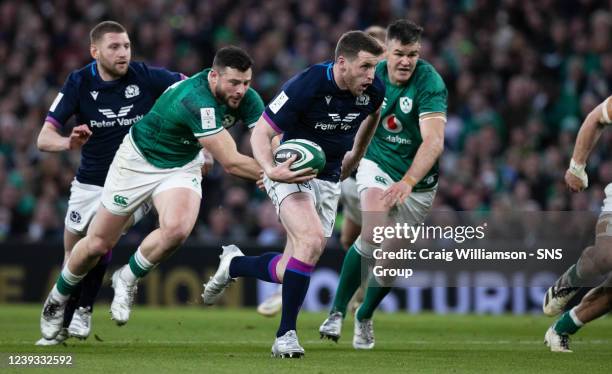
[0,0,610,245]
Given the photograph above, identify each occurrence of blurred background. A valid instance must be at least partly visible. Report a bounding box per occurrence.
[0,0,610,311]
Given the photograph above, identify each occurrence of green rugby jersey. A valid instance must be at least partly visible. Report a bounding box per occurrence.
[364,59,447,191]
[131,69,264,168]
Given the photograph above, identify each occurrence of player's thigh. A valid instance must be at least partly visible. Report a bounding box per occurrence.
[341,215,361,250]
[153,187,201,238]
[151,155,203,235]
[100,135,162,217]
[87,204,132,249]
[264,177,321,242]
[278,192,323,245]
[394,188,437,226]
[356,159,393,241]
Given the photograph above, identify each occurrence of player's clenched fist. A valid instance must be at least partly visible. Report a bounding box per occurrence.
[68,124,92,150]
[565,159,588,192]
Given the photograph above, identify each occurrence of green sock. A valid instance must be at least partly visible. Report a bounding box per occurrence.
[330,245,365,317]
[128,249,154,279]
[356,277,391,321]
[554,309,583,335]
[55,267,85,296]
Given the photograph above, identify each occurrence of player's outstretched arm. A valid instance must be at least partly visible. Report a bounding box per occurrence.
[566,95,612,192]
[37,122,92,152]
[340,110,382,180]
[382,114,444,207]
[199,129,261,181]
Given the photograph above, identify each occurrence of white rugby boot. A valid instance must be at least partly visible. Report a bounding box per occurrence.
[40,294,67,340]
[110,267,138,325]
[319,311,343,342]
[257,286,283,317]
[542,276,579,317]
[271,330,305,358]
[35,328,69,346]
[68,306,92,339]
[544,326,572,352]
[353,307,375,350]
[202,245,244,305]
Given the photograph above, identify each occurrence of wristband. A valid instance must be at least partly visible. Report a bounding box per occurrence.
[569,159,585,175]
[401,174,418,187]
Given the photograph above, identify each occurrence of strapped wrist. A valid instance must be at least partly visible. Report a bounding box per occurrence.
[569,159,585,175]
[401,174,418,187]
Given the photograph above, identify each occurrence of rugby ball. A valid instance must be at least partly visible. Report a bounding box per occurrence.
[273,139,326,173]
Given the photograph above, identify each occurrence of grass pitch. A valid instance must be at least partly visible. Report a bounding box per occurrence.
[1,304,611,373]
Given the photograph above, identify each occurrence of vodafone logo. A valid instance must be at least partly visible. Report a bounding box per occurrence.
[382,115,403,133]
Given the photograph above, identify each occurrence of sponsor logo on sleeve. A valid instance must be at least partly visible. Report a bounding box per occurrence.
[200,108,216,129]
[269,91,289,114]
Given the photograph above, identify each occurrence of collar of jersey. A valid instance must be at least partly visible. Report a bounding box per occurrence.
[90,61,127,86]
[323,61,351,95]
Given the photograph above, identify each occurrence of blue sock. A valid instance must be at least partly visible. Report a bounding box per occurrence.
[62,250,112,325]
[77,259,109,312]
[229,252,282,283]
[277,257,314,337]
[63,284,82,327]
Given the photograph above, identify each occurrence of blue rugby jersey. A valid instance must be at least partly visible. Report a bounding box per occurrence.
[263,62,385,182]
[45,61,184,186]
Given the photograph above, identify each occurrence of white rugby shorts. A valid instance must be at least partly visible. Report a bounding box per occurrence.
[100,134,203,216]
[356,158,436,226]
[263,176,341,237]
[64,179,152,235]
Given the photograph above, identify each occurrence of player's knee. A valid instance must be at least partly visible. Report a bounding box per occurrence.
[87,235,113,257]
[294,230,325,262]
[160,221,192,248]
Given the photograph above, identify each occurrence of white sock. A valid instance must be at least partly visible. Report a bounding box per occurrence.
[50,284,70,303]
[120,247,154,284]
[119,264,137,284]
[569,307,584,327]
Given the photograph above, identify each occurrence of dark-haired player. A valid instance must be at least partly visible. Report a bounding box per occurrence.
[203,31,385,358]
[39,46,263,340]
[35,20,185,345]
